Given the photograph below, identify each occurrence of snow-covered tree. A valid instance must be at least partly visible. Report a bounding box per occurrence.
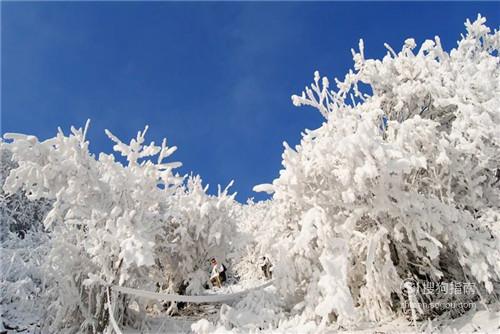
[2,122,238,332]
[250,14,499,330]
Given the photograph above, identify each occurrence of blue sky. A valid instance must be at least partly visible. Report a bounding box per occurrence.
[2,2,499,202]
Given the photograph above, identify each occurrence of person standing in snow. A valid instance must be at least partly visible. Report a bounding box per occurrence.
[259,256,273,279]
[210,258,226,288]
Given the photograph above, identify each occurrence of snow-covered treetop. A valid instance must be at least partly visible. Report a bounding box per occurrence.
[292,14,499,125]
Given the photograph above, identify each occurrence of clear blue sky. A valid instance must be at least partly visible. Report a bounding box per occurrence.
[2,2,499,202]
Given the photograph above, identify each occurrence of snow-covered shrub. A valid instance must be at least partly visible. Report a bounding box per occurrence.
[0,144,52,331]
[2,122,238,332]
[155,175,238,298]
[3,123,181,332]
[0,229,49,332]
[253,15,500,329]
[231,200,275,282]
[0,146,52,239]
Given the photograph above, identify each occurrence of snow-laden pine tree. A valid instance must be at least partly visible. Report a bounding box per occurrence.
[247,15,499,330]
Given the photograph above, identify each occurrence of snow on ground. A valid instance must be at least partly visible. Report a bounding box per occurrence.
[122,316,196,334]
[120,280,500,334]
[435,306,500,334]
[344,306,500,334]
[119,305,500,334]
